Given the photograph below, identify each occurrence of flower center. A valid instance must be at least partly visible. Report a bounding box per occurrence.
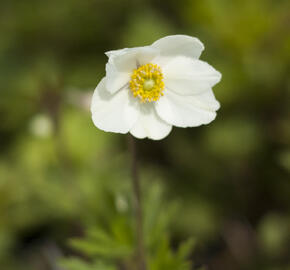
[129,63,165,103]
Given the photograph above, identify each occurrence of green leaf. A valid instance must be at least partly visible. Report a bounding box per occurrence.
[60,257,116,270]
[149,236,195,270]
[69,225,133,259]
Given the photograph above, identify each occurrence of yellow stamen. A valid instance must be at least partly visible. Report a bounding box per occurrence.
[129,63,165,103]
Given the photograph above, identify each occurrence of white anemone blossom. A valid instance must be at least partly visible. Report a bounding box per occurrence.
[91,35,222,140]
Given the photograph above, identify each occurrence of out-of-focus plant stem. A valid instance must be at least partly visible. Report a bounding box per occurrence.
[128,135,147,270]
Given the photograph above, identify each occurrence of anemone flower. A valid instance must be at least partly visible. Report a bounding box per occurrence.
[91,35,221,140]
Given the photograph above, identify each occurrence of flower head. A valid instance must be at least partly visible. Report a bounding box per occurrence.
[91,35,222,140]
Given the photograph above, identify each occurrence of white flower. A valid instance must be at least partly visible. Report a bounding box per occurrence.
[91,35,221,140]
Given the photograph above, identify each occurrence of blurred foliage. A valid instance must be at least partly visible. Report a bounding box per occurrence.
[61,183,194,270]
[0,0,290,269]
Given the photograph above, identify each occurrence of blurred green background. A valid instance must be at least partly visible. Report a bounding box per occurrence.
[1,0,290,269]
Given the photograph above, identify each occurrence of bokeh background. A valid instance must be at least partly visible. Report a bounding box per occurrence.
[1,0,290,269]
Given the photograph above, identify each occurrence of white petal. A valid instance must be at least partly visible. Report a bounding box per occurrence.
[163,56,222,95]
[105,46,158,94]
[105,48,128,58]
[91,77,139,134]
[105,62,130,94]
[130,103,172,140]
[194,89,220,111]
[108,46,158,71]
[155,90,218,128]
[151,35,204,59]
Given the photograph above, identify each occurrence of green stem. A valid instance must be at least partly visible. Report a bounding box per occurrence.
[128,135,147,270]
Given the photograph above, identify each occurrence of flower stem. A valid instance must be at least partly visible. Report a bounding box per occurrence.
[128,135,147,270]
